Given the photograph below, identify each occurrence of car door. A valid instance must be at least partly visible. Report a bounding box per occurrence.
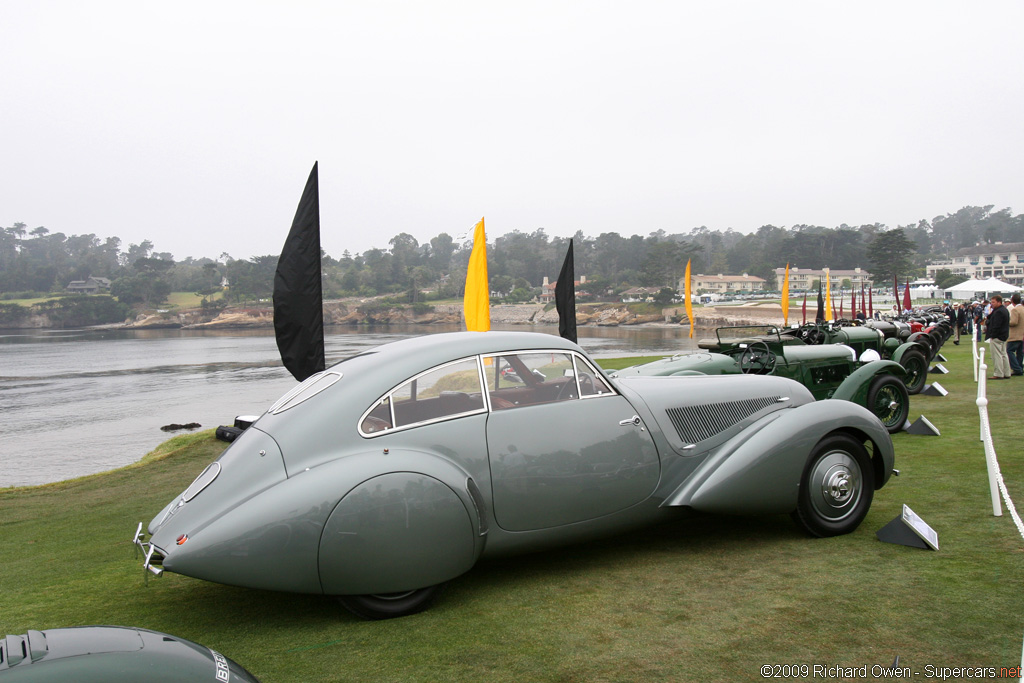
[483,351,660,531]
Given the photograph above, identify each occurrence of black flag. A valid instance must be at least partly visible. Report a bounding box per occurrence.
[815,282,825,323]
[555,240,577,343]
[273,162,325,382]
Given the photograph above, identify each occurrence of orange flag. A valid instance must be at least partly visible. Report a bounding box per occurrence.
[463,218,490,332]
[684,259,694,338]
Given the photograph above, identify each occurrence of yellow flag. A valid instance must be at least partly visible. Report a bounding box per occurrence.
[824,268,833,322]
[781,263,790,326]
[684,259,694,339]
[463,218,490,332]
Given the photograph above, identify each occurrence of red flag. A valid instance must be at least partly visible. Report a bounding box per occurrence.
[802,293,807,324]
[839,296,844,319]
[868,287,873,317]
[850,291,856,320]
[861,286,866,318]
[903,279,912,312]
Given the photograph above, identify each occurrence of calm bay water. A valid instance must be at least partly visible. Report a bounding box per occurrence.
[0,324,702,487]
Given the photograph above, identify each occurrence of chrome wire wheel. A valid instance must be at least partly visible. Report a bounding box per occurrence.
[867,374,910,433]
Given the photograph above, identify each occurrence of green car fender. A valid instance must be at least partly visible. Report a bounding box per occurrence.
[318,448,486,595]
[662,400,894,515]
[831,360,906,406]
[891,341,928,363]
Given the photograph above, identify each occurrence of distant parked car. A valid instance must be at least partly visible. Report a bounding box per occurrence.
[611,325,910,433]
[134,331,895,619]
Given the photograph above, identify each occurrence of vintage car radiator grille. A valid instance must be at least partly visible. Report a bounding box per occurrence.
[666,396,781,444]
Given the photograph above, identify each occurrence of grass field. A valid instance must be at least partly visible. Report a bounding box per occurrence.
[1,341,1021,682]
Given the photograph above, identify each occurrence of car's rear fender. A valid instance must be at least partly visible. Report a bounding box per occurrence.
[317,449,487,595]
[831,360,906,406]
[661,400,894,515]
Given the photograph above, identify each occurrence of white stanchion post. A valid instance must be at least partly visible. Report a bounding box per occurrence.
[978,348,987,442]
[978,402,1003,517]
[976,351,1002,517]
[972,336,979,382]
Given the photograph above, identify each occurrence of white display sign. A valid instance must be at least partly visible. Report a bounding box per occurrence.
[902,504,939,550]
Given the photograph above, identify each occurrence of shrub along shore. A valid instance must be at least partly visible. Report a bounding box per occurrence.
[1,342,1021,682]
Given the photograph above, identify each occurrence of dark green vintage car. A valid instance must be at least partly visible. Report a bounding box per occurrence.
[611,325,910,433]
[780,321,933,394]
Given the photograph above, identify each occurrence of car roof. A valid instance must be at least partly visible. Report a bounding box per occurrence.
[328,331,583,386]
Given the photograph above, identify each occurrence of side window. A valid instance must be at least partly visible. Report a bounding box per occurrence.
[361,358,485,436]
[483,352,581,410]
[573,356,614,397]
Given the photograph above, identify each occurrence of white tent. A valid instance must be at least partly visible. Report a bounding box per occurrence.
[944,277,1021,299]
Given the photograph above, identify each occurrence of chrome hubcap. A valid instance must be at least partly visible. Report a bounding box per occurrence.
[809,451,862,521]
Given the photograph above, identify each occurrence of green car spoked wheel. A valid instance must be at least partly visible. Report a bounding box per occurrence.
[867,374,910,434]
[898,350,927,394]
[792,434,875,537]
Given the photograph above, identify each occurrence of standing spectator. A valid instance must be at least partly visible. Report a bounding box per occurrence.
[986,295,1011,379]
[1008,293,1023,376]
[973,302,985,341]
[954,303,966,345]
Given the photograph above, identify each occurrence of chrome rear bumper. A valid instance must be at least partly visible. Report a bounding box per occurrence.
[132,522,165,578]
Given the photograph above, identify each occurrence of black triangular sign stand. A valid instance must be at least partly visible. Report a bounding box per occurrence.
[876,515,932,550]
[936,353,948,362]
[921,383,948,397]
[906,415,940,435]
[929,364,949,374]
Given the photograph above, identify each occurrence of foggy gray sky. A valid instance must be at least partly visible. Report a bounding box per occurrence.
[3,1,1022,261]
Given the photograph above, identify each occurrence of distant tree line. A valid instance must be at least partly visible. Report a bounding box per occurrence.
[2,205,1022,307]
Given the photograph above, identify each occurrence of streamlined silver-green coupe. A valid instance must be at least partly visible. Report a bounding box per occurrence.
[134,331,895,619]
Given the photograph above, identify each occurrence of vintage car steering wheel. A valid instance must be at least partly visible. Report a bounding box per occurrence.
[804,327,825,344]
[738,341,776,375]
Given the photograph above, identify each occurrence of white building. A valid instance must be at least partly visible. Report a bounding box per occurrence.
[772,267,873,293]
[925,242,1024,287]
[684,273,766,294]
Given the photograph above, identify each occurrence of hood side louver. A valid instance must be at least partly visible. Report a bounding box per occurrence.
[666,396,781,445]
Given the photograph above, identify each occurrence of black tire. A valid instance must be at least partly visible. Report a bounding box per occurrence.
[898,350,927,395]
[337,584,445,620]
[917,334,937,360]
[866,374,909,434]
[791,434,875,537]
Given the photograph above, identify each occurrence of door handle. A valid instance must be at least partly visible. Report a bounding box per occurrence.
[619,415,642,427]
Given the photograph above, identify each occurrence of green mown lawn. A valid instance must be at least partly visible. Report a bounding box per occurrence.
[1,341,1021,682]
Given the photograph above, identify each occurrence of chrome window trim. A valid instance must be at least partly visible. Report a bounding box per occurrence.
[480,349,618,402]
[358,356,487,438]
[269,370,343,415]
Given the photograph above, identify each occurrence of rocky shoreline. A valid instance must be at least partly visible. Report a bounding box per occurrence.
[114,300,791,331]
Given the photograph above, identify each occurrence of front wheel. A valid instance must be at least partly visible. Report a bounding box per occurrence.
[791,434,874,537]
[866,374,909,434]
[337,584,445,620]
[898,350,927,395]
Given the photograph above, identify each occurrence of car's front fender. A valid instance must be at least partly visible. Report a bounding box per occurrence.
[831,360,906,406]
[662,400,894,515]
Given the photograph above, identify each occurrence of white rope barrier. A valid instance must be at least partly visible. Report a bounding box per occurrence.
[976,353,1024,537]
[972,344,1024,679]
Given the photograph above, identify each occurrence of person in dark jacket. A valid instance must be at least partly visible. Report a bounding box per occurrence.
[985,295,1011,379]
[954,303,966,345]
